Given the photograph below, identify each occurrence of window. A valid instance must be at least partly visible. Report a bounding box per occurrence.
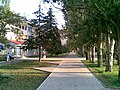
[28,26,32,32]
[22,26,24,30]
[25,26,27,30]
[29,36,33,39]
[19,25,21,29]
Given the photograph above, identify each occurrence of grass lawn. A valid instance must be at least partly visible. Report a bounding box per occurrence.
[0,55,6,61]
[0,61,54,90]
[82,60,120,89]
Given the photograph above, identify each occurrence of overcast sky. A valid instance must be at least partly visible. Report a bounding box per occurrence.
[10,0,65,29]
[10,0,40,19]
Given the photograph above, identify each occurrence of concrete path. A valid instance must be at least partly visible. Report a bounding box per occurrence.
[37,52,110,90]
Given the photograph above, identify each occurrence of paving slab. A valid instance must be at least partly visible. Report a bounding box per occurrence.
[34,66,57,73]
[37,52,108,90]
[34,61,62,72]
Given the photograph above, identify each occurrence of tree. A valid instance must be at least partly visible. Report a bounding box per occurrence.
[0,0,10,10]
[25,4,62,61]
[38,7,62,55]
[60,0,120,81]
[0,6,21,45]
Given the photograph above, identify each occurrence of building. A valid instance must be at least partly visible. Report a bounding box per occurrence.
[4,18,38,57]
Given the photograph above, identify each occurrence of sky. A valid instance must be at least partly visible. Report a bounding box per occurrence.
[10,0,65,29]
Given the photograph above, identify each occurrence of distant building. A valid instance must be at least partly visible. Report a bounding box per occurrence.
[6,19,33,42]
[4,18,37,57]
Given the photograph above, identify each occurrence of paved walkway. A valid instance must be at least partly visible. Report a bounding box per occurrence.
[37,52,112,90]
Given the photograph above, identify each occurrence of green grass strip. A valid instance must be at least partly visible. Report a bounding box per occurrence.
[83,60,120,89]
[0,61,52,90]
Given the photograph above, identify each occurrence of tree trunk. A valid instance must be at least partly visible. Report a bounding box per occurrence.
[85,51,88,60]
[109,38,115,72]
[91,45,95,63]
[39,45,41,62]
[98,32,103,67]
[88,50,91,61]
[117,29,120,81]
[98,41,103,67]
[79,46,84,57]
[105,33,110,72]
[81,46,84,57]
[87,46,91,61]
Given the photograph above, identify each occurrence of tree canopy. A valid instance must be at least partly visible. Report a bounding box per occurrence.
[24,5,62,56]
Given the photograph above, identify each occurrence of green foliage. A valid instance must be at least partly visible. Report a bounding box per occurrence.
[61,0,120,80]
[25,7,62,55]
[0,55,5,61]
[0,6,21,45]
[0,0,10,10]
[23,38,38,50]
[62,0,120,49]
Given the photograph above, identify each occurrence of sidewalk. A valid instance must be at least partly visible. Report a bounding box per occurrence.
[37,52,112,90]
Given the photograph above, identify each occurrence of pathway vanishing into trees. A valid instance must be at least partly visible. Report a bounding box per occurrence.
[37,52,112,90]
